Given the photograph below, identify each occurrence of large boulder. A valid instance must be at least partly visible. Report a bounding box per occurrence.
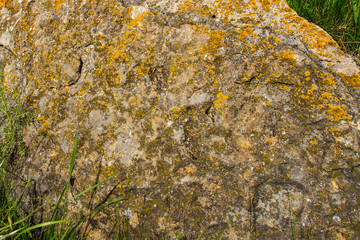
[1,0,360,239]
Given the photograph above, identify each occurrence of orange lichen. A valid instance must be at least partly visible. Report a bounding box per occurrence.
[54,0,65,9]
[200,30,225,54]
[325,104,352,122]
[273,36,282,44]
[282,86,291,92]
[216,92,228,102]
[279,50,295,61]
[214,92,229,117]
[0,0,11,8]
[259,0,271,11]
[171,107,182,119]
[339,73,360,89]
[129,9,148,27]
[236,28,254,40]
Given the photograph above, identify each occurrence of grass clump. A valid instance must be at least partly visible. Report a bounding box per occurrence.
[287,0,360,60]
[0,73,125,239]
[0,72,30,165]
[0,133,125,239]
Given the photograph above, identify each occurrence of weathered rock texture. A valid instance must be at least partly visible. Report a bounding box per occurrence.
[1,0,360,239]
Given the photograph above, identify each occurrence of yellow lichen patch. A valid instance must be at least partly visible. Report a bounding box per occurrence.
[129,9,148,27]
[178,0,196,12]
[216,92,228,102]
[259,0,271,11]
[313,70,336,89]
[171,107,182,119]
[321,92,332,100]
[282,85,291,92]
[0,0,11,7]
[105,162,120,176]
[325,104,352,122]
[339,73,360,89]
[199,30,225,54]
[279,50,295,61]
[273,36,282,44]
[295,18,336,53]
[54,0,65,9]
[214,92,229,117]
[310,30,335,50]
[334,148,342,156]
[287,28,294,35]
[236,28,254,40]
[300,94,309,100]
[306,84,317,95]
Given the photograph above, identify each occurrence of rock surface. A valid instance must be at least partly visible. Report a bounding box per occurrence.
[1,0,360,239]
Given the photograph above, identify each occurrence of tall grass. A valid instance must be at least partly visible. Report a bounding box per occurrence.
[0,72,36,239]
[0,73,30,165]
[0,136,125,239]
[0,73,126,239]
[0,132,125,239]
[287,0,360,59]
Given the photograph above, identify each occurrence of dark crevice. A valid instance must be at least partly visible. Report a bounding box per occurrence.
[353,163,360,168]
[322,167,345,173]
[271,108,278,137]
[67,57,83,86]
[204,104,214,122]
[269,81,295,86]
[149,65,168,93]
[303,118,328,127]
[78,57,83,75]
[0,44,18,58]
[235,74,259,85]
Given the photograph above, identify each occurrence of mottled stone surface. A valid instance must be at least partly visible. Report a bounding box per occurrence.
[1,0,360,239]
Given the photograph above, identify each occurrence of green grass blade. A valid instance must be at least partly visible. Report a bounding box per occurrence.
[352,0,359,26]
[57,133,79,236]
[70,172,121,200]
[62,198,126,240]
[196,231,203,240]
[0,206,42,233]
[69,133,78,183]
[13,179,33,210]
[13,220,69,240]
[45,185,68,239]
[173,233,181,240]
[0,227,24,239]
[215,216,234,240]
[52,186,68,221]
[288,192,296,240]
[0,158,4,168]
[0,87,13,132]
